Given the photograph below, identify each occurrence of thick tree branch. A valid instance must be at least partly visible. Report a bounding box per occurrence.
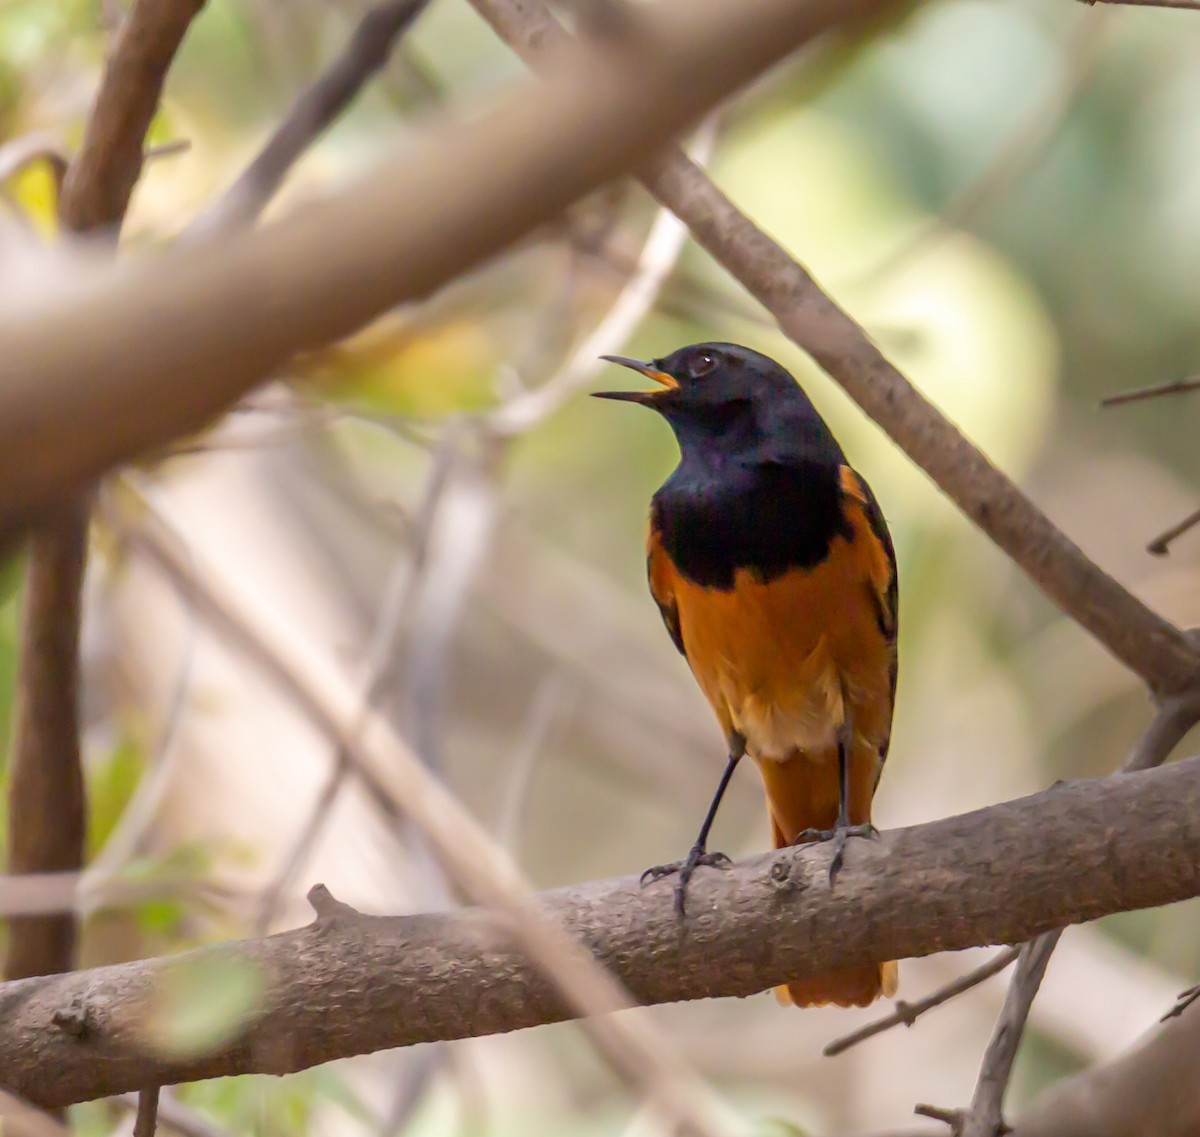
[465,0,1200,698]
[0,0,893,545]
[60,0,207,234]
[4,0,208,983]
[4,508,88,981]
[0,757,1197,1109]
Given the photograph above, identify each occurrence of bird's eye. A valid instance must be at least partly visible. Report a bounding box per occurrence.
[689,352,717,378]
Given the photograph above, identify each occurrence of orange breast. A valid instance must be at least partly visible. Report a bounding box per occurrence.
[664,498,893,764]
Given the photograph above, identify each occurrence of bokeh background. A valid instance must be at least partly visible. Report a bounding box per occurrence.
[2,0,1200,1133]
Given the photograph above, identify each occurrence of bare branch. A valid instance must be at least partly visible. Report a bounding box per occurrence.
[959,933,1060,1137]
[824,947,1020,1057]
[1147,506,1200,557]
[185,0,430,239]
[465,0,1200,698]
[2,756,1200,1110]
[0,0,893,545]
[134,1087,161,1137]
[1101,375,1200,407]
[4,507,88,981]
[1081,0,1200,9]
[60,0,206,233]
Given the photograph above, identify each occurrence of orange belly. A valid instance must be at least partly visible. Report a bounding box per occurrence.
[670,526,894,769]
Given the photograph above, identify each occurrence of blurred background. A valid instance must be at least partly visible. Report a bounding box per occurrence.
[2,0,1200,1133]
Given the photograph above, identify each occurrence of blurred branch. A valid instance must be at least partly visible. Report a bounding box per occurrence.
[0,133,68,193]
[1082,0,1200,9]
[0,0,889,545]
[1101,375,1200,406]
[134,1086,160,1137]
[1007,994,1200,1137]
[489,120,715,435]
[1146,505,1200,557]
[5,0,207,986]
[823,946,1020,1057]
[117,1090,236,1137]
[185,0,430,239]
[106,489,742,1137]
[60,0,206,234]
[466,0,1200,699]
[4,755,1200,1109]
[0,1091,71,1137]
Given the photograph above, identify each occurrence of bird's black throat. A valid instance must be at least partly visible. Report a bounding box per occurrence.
[651,460,852,590]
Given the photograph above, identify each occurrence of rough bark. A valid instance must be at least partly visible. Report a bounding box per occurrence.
[0,757,1197,1109]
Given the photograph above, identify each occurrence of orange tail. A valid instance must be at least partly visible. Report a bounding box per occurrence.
[757,750,898,1009]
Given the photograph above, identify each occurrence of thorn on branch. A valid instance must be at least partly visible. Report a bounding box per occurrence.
[1161,983,1200,1021]
[307,883,361,925]
[915,1103,968,1131]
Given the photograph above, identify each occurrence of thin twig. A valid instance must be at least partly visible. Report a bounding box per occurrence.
[133,1087,160,1137]
[1147,506,1200,557]
[117,1090,235,1137]
[1082,0,1200,8]
[106,486,743,1137]
[1162,984,1200,1021]
[824,947,1021,1057]
[185,0,430,238]
[488,119,717,435]
[1101,375,1200,407]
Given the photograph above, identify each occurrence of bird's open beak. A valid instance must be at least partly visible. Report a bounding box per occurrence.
[592,356,678,403]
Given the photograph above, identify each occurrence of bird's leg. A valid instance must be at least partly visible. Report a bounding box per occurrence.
[641,734,744,916]
[797,720,878,886]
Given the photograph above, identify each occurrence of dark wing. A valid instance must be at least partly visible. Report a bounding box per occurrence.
[840,465,899,774]
[646,526,685,656]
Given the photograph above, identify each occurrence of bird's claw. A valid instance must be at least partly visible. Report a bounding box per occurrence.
[795,822,879,886]
[640,846,732,915]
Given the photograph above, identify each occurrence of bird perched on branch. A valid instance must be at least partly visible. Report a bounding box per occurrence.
[594,342,898,1008]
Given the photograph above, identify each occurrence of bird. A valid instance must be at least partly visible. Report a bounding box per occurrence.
[593,341,899,1008]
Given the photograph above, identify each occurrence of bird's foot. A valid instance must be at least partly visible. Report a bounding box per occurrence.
[795,822,879,886]
[640,845,732,916]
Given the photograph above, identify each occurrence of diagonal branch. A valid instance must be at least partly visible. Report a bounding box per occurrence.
[465,0,1200,698]
[185,0,430,239]
[0,0,896,545]
[1,756,1199,1110]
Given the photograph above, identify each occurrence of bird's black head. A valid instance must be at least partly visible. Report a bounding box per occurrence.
[593,341,844,469]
